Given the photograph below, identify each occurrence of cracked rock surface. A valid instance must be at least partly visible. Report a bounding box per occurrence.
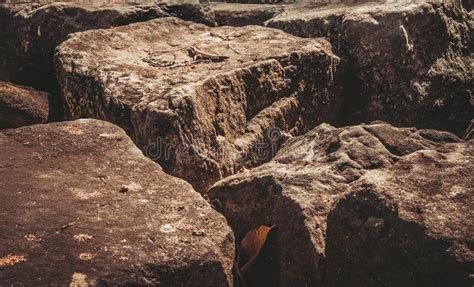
[208,121,473,286]
[0,1,214,119]
[0,119,234,286]
[0,81,49,129]
[325,140,473,287]
[264,2,473,136]
[55,17,342,192]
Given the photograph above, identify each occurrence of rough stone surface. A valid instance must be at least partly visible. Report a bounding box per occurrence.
[0,1,214,119]
[0,119,234,286]
[161,1,216,27]
[267,2,473,136]
[55,17,342,192]
[0,81,49,129]
[325,143,474,287]
[211,3,284,26]
[208,121,473,286]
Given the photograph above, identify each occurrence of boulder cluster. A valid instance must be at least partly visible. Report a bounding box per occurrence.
[0,1,472,286]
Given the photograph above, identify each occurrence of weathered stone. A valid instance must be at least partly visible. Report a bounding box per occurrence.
[55,17,342,192]
[0,81,49,129]
[267,2,473,136]
[211,3,284,26]
[325,140,473,287]
[161,1,216,27]
[0,119,234,286]
[0,1,214,119]
[208,121,472,286]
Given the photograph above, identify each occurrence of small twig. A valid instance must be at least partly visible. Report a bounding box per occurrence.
[57,221,76,232]
[227,43,254,56]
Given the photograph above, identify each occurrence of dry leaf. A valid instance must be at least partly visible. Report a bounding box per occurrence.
[0,254,26,267]
[239,225,276,274]
[78,253,94,261]
[70,272,88,287]
[73,234,94,242]
[24,234,41,242]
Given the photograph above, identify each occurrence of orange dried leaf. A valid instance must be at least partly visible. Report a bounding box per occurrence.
[240,225,276,273]
[0,254,26,267]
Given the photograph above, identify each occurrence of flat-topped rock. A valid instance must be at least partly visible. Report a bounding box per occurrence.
[0,1,214,119]
[0,119,234,286]
[55,17,342,192]
[0,81,49,129]
[267,2,473,136]
[208,122,473,286]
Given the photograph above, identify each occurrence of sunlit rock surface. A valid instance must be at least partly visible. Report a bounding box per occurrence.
[0,119,234,286]
[55,17,342,192]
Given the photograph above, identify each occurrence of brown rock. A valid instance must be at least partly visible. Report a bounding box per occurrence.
[55,17,342,192]
[208,121,472,286]
[0,119,234,286]
[325,139,473,287]
[161,1,216,27]
[211,3,284,26]
[0,1,214,119]
[0,81,49,129]
[267,2,473,136]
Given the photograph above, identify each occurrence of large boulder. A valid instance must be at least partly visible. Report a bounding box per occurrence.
[0,119,234,286]
[267,2,473,136]
[208,122,473,286]
[55,17,342,192]
[0,1,214,119]
[0,81,49,129]
[324,143,474,287]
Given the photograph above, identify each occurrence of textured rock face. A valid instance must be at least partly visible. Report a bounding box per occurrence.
[325,144,474,287]
[55,17,342,192]
[211,3,284,26]
[161,1,216,27]
[208,122,473,286]
[267,2,473,136]
[0,81,49,129]
[0,1,214,119]
[0,119,234,286]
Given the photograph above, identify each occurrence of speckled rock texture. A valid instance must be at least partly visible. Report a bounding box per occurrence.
[0,1,215,119]
[55,17,342,192]
[211,3,284,26]
[266,2,473,136]
[208,121,473,286]
[325,142,474,287]
[0,119,234,286]
[0,81,49,129]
